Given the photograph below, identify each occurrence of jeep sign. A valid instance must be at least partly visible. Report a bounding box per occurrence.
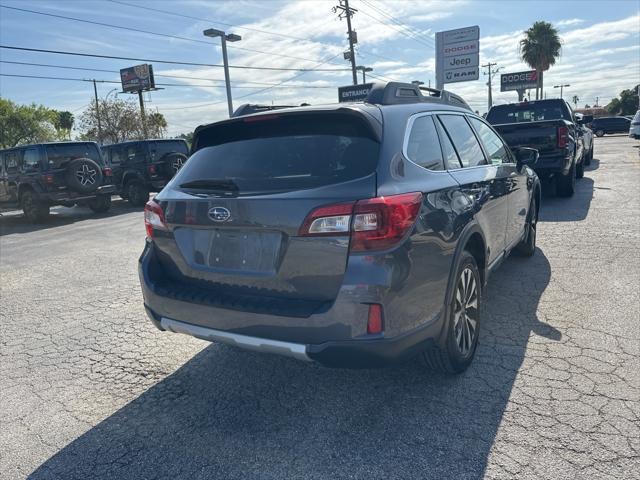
[436,26,480,88]
[500,70,538,92]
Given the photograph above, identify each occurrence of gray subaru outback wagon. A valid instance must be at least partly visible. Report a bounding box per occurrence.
[139,82,541,373]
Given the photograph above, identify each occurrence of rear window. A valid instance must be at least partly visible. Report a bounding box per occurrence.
[149,140,189,161]
[487,101,569,124]
[45,143,104,168]
[177,113,380,195]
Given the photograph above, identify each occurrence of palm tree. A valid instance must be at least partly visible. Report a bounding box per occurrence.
[519,21,562,100]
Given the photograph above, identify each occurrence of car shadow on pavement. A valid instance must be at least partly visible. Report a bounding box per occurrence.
[539,174,594,222]
[0,198,142,236]
[28,252,557,479]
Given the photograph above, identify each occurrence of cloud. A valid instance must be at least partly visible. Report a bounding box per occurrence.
[556,18,584,27]
[561,14,640,46]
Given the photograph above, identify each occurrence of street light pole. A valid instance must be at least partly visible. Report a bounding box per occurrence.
[554,84,570,99]
[356,66,372,83]
[203,28,242,117]
[92,79,103,145]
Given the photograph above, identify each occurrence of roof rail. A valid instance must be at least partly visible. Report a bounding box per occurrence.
[338,81,471,111]
[232,103,303,117]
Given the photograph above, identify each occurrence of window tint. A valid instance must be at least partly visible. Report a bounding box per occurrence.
[438,115,486,168]
[45,143,103,168]
[126,143,146,162]
[469,117,512,165]
[5,152,19,172]
[23,148,40,171]
[406,115,444,171]
[177,113,380,196]
[434,118,462,169]
[149,140,189,161]
[486,100,569,123]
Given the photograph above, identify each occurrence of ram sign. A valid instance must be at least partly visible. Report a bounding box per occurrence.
[500,70,538,92]
[120,64,155,93]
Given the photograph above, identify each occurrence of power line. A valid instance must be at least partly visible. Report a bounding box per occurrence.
[0,5,344,67]
[356,1,434,49]
[360,0,435,48]
[0,73,336,90]
[0,45,350,72]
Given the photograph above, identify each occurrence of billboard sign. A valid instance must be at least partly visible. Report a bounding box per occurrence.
[500,70,538,92]
[338,83,373,103]
[436,26,480,87]
[120,64,155,93]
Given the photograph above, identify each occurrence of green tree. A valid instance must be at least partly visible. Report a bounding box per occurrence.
[177,131,194,147]
[571,95,579,108]
[607,86,639,116]
[146,111,168,139]
[55,111,74,140]
[519,21,562,100]
[0,98,60,148]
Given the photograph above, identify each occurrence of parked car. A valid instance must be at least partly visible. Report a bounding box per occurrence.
[139,82,541,374]
[589,116,631,137]
[629,110,640,139]
[576,114,595,166]
[101,139,189,206]
[486,99,586,197]
[0,141,115,222]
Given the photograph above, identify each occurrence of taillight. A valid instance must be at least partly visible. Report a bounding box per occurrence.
[102,167,112,177]
[144,200,167,238]
[557,126,569,148]
[298,192,423,252]
[41,173,54,185]
[147,164,157,175]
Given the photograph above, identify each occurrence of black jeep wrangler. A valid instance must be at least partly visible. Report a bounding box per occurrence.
[101,139,189,206]
[0,141,116,222]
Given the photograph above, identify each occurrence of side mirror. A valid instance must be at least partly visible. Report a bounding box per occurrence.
[514,147,539,167]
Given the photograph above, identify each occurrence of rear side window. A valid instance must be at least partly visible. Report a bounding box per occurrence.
[434,120,462,169]
[23,148,40,172]
[178,113,380,195]
[45,143,104,168]
[438,115,486,168]
[487,101,569,124]
[405,115,444,171]
[469,117,512,165]
[149,140,189,161]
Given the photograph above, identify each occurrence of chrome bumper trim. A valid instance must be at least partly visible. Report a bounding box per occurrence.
[160,317,311,362]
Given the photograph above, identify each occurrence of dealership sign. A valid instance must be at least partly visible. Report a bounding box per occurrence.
[500,70,538,92]
[436,26,480,87]
[120,64,155,93]
[338,83,373,103]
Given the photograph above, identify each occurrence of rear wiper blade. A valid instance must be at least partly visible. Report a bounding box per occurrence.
[179,178,239,191]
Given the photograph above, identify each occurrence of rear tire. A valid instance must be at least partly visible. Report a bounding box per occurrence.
[557,160,576,197]
[21,190,50,223]
[126,181,149,207]
[421,251,481,374]
[515,197,537,257]
[88,195,112,213]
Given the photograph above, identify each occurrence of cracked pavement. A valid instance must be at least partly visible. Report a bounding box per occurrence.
[1,136,638,479]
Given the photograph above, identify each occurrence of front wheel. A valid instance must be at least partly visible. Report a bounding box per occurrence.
[595,129,605,137]
[576,157,585,179]
[584,146,593,166]
[515,197,537,257]
[421,251,481,374]
[88,195,112,213]
[21,190,50,223]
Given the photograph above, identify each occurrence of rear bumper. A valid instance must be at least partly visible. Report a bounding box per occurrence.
[44,184,116,203]
[140,241,446,368]
[532,152,572,177]
[146,309,441,368]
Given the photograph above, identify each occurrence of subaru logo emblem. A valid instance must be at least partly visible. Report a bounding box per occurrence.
[208,207,231,222]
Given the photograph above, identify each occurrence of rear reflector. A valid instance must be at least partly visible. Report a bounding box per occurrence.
[298,193,422,252]
[367,304,384,334]
[144,200,168,238]
[102,167,113,177]
[147,164,157,175]
[41,174,55,185]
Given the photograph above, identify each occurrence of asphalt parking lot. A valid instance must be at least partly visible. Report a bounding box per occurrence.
[1,136,638,480]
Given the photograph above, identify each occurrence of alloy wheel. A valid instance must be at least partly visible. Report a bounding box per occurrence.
[453,267,479,356]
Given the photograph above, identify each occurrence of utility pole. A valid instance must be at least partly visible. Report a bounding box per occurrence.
[554,83,570,99]
[92,79,103,144]
[482,62,500,110]
[137,90,148,139]
[203,28,242,117]
[333,0,358,85]
[594,97,599,107]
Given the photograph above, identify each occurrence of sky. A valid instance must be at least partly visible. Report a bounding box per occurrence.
[0,0,638,137]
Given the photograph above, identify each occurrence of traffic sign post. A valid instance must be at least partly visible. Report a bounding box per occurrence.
[435,26,480,89]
